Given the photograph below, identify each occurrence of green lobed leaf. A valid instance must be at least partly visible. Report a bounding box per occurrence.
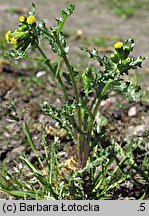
[81,47,104,66]
[123,38,135,53]
[112,80,142,102]
[29,3,36,16]
[42,103,75,141]
[82,68,94,95]
[130,56,146,68]
[56,4,75,34]
[47,31,69,56]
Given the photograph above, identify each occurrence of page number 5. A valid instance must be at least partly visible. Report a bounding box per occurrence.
[138,203,145,212]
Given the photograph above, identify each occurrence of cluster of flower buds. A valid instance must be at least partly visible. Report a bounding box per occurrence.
[111,39,135,63]
[5,15,37,51]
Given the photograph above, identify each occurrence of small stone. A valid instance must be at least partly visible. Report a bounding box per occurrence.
[38,114,48,124]
[5,118,16,123]
[36,71,46,77]
[133,125,145,136]
[128,106,137,117]
[101,97,116,109]
[54,98,61,107]
[4,132,10,138]
[127,125,145,137]
[75,29,84,40]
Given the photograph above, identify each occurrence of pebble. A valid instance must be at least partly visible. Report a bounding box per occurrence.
[75,29,84,40]
[133,125,145,135]
[36,71,46,78]
[127,125,145,137]
[54,98,61,107]
[128,106,137,117]
[4,132,10,138]
[101,97,116,109]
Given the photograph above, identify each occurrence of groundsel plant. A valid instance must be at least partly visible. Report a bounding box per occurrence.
[1,4,148,199]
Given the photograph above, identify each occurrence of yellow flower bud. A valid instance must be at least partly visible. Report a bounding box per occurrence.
[19,16,26,23]
[5,30,11,43]
[114,42,124,49]
[10,37,17,45]
[27,16,36,25]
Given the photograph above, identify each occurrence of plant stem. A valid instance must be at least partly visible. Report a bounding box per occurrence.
[93,99,102,117]
[40,29,79,100]
[55,37,83,163]
[82,99,101,168]
[90,96,97,110]
[57,16,67,34]
[82,81,112,167]
[54,35,79,99]
[41,29,83,165]
[36,45,69,101]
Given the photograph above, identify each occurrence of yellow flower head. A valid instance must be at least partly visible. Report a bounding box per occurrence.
[19,16,26,23]
[10,37,17,45]
[27,16,36,25]
[5,30,11,43]
[114,42,124,49]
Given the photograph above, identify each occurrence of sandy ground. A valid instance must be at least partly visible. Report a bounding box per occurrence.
[0,0,149,56]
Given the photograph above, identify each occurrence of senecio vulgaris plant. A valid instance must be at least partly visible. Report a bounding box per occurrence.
[1,4,148,199]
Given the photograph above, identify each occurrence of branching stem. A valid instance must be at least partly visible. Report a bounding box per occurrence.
[41,29,83,165]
